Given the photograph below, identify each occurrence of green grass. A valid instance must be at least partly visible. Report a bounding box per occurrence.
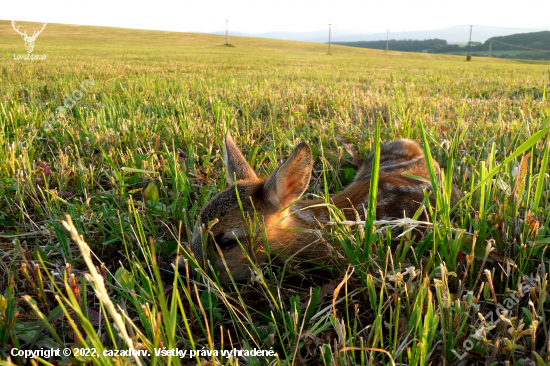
[1,20,550,366]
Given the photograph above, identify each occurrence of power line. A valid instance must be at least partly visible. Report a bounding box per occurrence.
[467,25,473,60]
[328,22,332,54]
[226,19,229,45]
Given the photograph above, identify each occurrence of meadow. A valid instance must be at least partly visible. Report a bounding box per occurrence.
[1,20,550,365]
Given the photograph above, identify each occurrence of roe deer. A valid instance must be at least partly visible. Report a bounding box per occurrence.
[175,132,460,282]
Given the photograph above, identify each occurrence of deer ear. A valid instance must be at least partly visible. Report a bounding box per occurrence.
[224,132,258,185]
[263,142,313,210]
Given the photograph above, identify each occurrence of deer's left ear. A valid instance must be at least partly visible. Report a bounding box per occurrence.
[263,142,313,210]
[224,131,258,184]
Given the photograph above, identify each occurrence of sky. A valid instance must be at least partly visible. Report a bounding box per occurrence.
[2,0,549,34]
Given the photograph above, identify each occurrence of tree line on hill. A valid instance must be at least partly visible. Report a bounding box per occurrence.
[428,31,550,60]
[333,39,447,52]
[335,31,550,61]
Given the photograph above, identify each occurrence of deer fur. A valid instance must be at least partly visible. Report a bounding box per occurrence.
[176,132,460,282]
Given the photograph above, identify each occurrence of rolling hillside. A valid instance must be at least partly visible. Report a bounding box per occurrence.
[1,20,543,64]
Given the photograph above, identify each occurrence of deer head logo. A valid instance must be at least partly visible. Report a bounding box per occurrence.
[12,21,47,53]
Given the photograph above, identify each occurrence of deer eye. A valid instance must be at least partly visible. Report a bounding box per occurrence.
[213,234,238,250]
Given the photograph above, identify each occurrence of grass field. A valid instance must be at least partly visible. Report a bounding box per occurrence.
[1,20,550,366]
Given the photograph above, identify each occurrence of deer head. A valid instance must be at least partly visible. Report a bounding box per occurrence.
[182,132,313,282]
[12,21,47,53]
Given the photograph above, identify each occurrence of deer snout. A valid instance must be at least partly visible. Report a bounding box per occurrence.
[164,229,202,283]
[162,254,192,283]
[164,229,205,281]
[176,254,195,275]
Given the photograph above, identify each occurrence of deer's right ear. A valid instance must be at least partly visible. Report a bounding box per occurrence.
[263,142,313,210]
[224,132,258,185]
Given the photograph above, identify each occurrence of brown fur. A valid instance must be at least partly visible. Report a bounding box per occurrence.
[176,133,460,282]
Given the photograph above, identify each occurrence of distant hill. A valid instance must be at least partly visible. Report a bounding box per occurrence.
[334,39,447,52]
[486,31,550,51]
[1,20,547,63]
[209,25,550,44]
[429,31,550,60]
[209,28,361,43]
[0,19,511,64]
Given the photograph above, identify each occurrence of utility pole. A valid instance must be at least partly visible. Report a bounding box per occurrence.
[328,22,332,54]
[488,40,493,57]
[226,19,229,45]
[386,29,390,51]
[466,25,473,60]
